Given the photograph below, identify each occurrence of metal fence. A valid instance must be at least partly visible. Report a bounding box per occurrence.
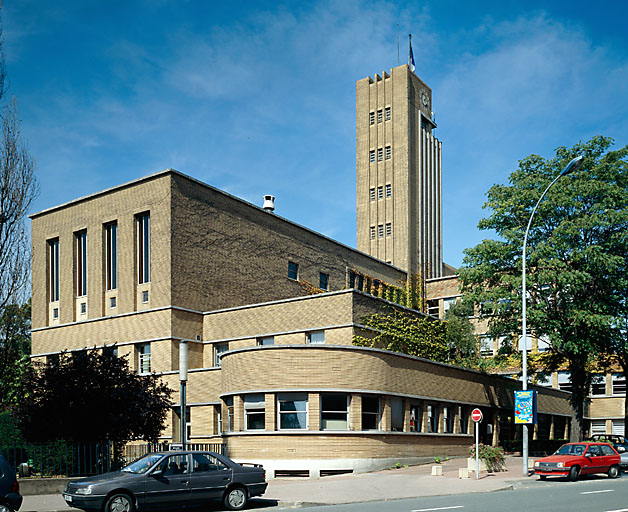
[123,442,226,463]
[0,442,113,477]
[1,441,227,477]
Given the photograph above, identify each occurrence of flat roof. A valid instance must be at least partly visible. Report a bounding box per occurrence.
[30,168,407,275]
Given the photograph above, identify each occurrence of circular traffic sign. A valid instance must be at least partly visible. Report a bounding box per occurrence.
[471,408,483,422]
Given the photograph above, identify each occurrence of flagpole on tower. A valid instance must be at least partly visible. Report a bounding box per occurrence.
[409,34,415,72]
[397,24,400,65]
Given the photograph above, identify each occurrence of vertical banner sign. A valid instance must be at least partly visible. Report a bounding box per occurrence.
[514,390,537,424]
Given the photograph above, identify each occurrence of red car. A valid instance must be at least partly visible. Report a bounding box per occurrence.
[534,442,621,481]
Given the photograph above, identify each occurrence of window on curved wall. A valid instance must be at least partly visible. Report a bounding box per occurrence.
[244,394,265,430]
[458,406,468,434]
[277,393,308,430]
[320,393,349,430]
[362,396,381,430]
[409,403,421,432]
[427,404,438,433]
[306,331,325,344]
[391,397,403,432]
[443,406,454,433]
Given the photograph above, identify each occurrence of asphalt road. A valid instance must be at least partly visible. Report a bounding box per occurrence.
[286,476,628,512]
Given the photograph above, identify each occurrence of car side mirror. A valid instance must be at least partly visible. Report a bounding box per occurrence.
[151,468,164,477]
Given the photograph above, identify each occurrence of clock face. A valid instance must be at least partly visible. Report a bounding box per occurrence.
[421,92,429,107]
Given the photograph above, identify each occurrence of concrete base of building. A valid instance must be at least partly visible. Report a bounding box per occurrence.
[232,456,443,478]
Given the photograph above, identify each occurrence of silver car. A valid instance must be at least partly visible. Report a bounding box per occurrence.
[62,451,267,512]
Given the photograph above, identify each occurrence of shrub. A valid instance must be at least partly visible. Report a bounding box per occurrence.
[468,443,505,472]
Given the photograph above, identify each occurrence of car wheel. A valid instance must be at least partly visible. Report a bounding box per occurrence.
[223,486,248,511]
[104,493,135,512]
[569,466,580,481]
[0,503,14,512]
[608,465,620,479]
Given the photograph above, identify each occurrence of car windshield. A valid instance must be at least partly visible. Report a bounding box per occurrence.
[554,444,585,456]
[121,454,164,474]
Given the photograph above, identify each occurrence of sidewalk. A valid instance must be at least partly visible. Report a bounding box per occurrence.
[20,456,533,511]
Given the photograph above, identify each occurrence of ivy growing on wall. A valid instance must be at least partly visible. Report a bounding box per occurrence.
[353,307,448,362]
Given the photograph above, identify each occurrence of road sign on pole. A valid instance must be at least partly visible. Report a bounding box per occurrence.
[471,408,482,480]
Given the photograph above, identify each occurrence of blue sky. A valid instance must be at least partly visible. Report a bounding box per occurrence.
[4,0,628,268]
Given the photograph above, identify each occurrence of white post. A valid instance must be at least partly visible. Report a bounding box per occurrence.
[475,421,479,480]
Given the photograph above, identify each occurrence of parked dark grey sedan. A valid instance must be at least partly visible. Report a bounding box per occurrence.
[62,451,267,512]
[0,454,23,512]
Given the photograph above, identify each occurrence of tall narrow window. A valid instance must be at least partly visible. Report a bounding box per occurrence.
[377,109,383,123]
[75,231,87,297]
[443,406,454,433]
[385,184,392,197]
[225,397,234,432]
[288,261,299,280]
[428,404,437,432]
[319,272,329,291]
[385,223,392,237]
[385,106,391,120]
[377,186,383,199]
[105,222,118,290]
[410,404,421,432]
[138,343,151,374]
[137,212,150,284]
[369,150,375,163]
[370,226,376,240]
[48,238,60,302]
[369,112,375,125]
[214,343,229,367]
[369,188,376,201]
[385,146,391,159]
[378,224,384,238]
[377,148,383,161]
[459,406,468,434]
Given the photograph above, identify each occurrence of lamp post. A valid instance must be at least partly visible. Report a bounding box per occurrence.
[521,155,584,477]
[179,340,188,449]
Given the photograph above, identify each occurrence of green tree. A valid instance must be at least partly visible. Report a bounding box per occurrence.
[0,301,31,410]
[353,307,448,362]
[459,136,628,440]
[444,300,480,367]
[13,348,173,445]
[0,30,38,311]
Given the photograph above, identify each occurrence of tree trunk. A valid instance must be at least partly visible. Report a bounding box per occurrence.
[623,364,628,437]
[569,358,588,441]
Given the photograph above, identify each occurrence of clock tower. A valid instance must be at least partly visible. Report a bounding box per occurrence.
[356,64,443,279]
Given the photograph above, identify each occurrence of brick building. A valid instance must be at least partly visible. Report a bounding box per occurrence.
[29,65,574,475]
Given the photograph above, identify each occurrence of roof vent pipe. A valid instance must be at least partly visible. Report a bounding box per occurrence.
[262,195,275,212]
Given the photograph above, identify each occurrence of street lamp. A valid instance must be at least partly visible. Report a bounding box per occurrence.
[521,155,584,477]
